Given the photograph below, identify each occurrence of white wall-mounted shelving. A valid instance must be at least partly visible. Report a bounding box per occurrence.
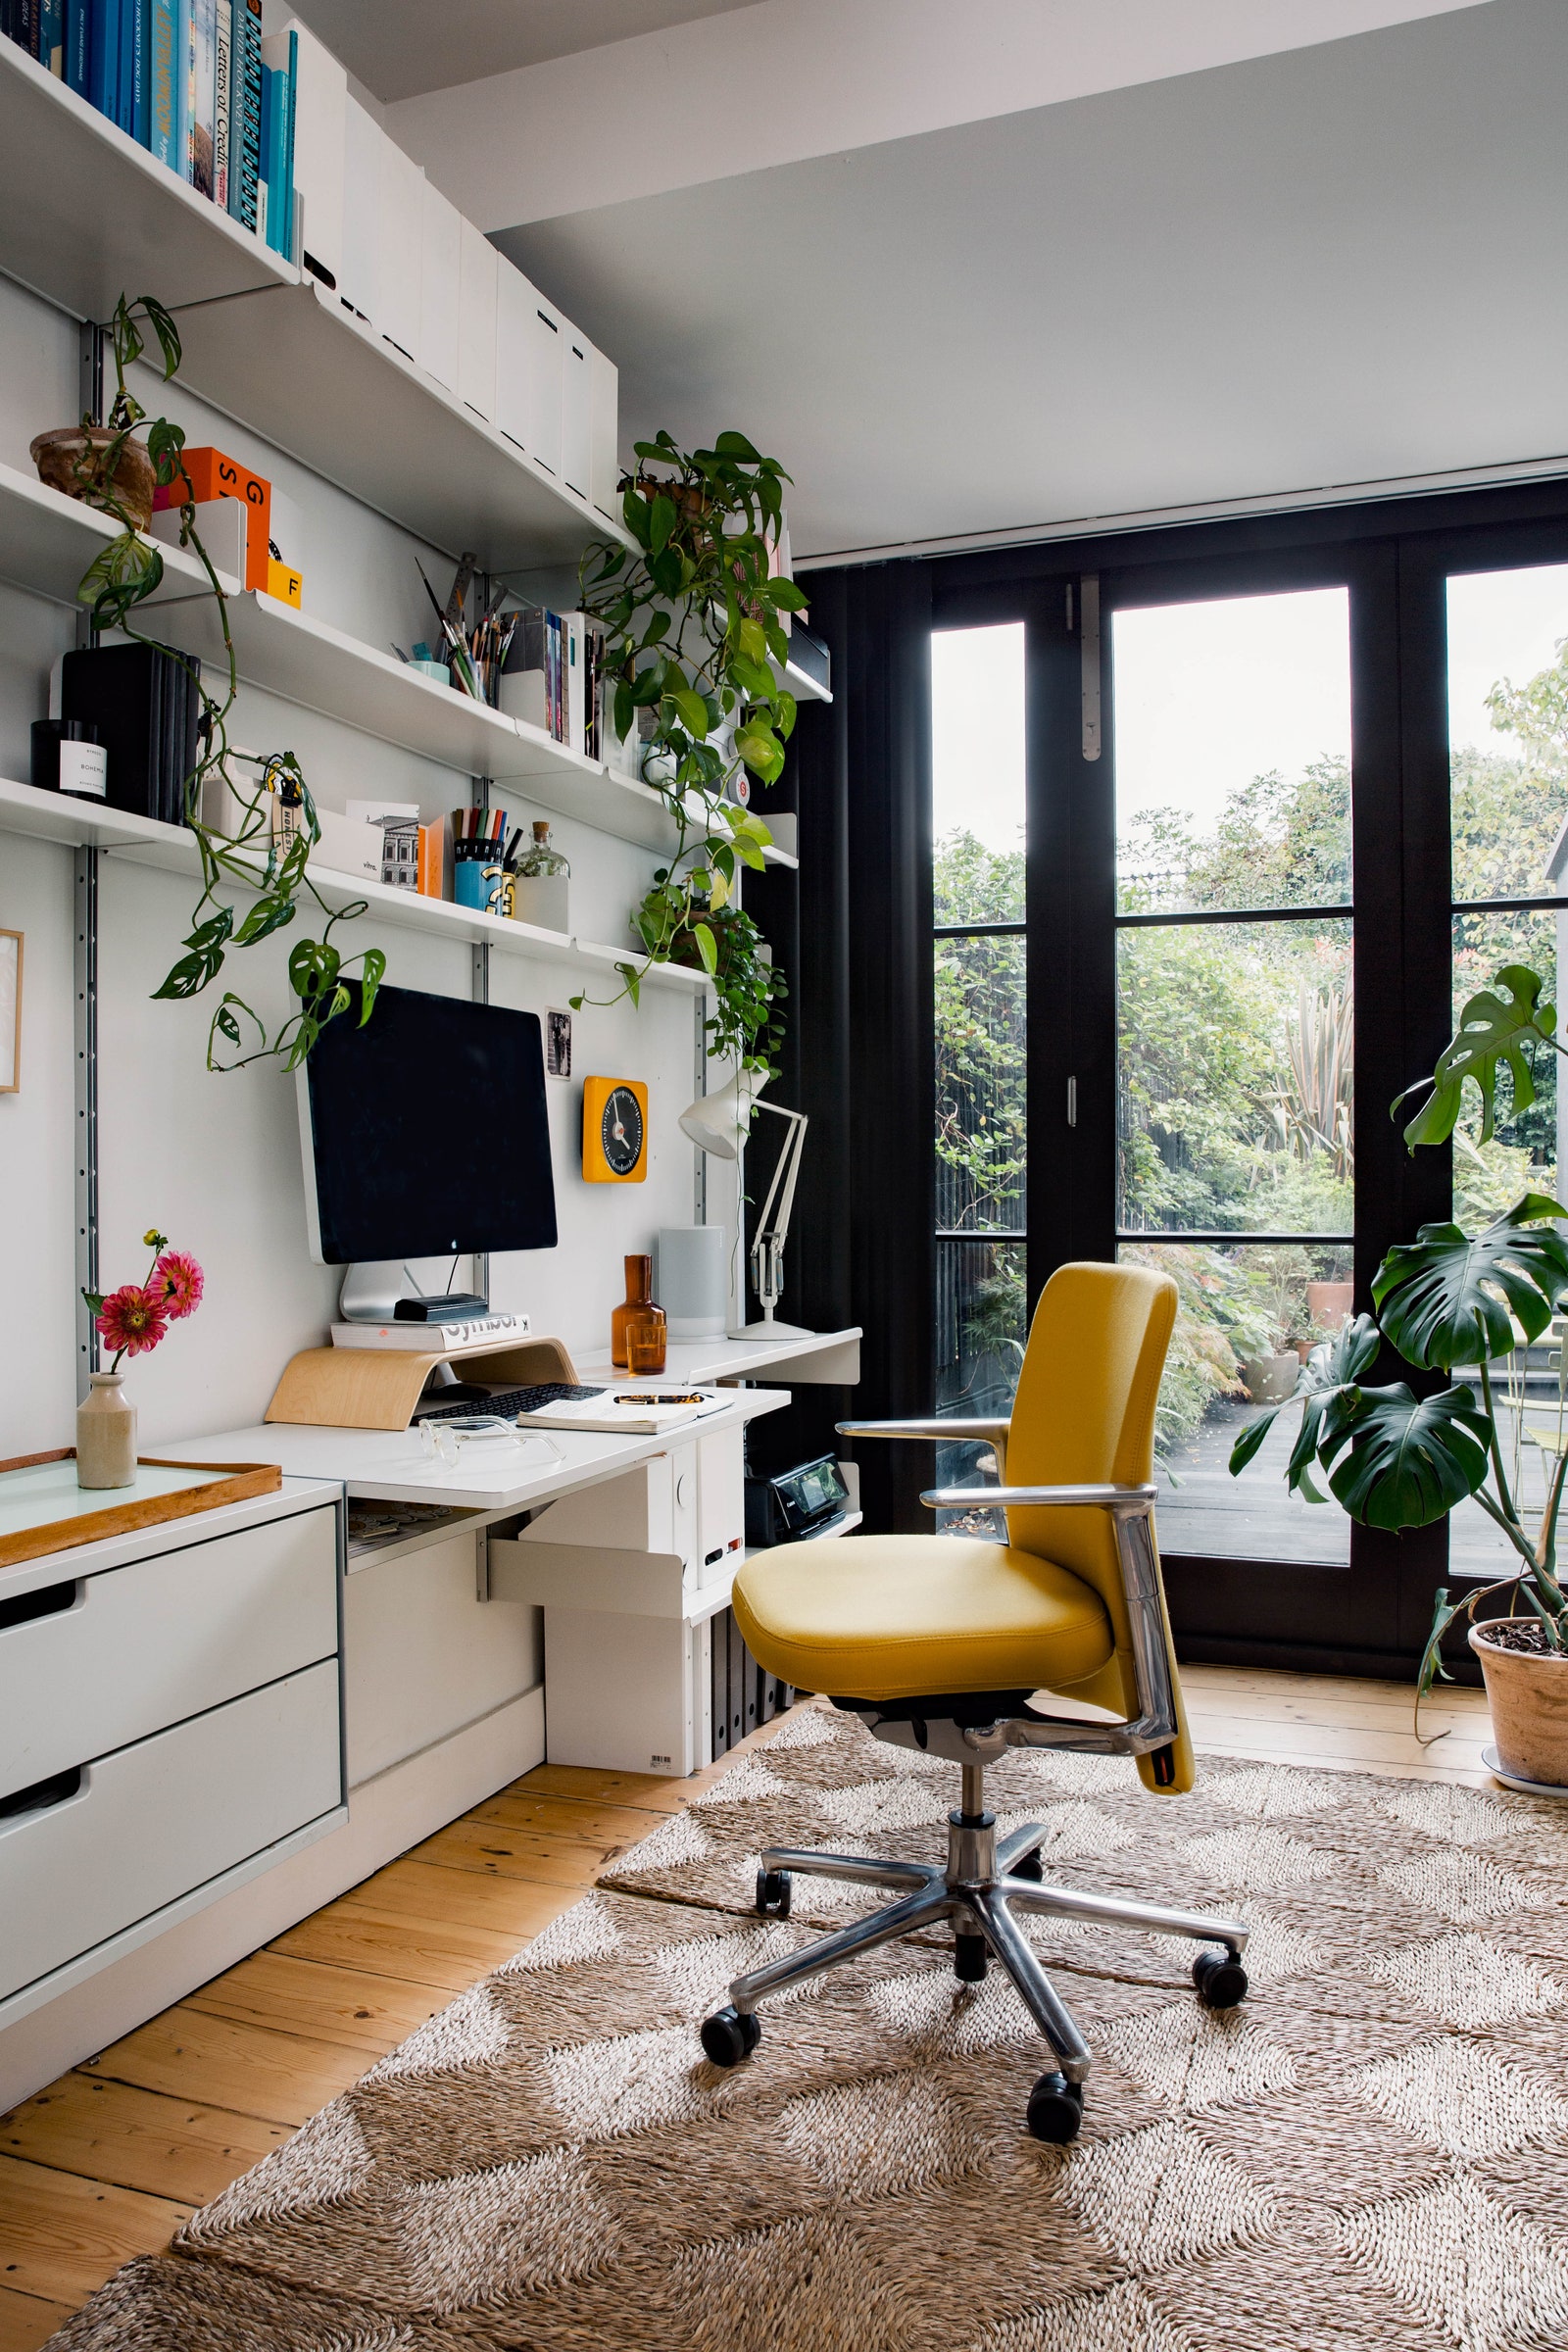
[775,651,832,707]
[169,280,633,573]
[0,775,710,994]
[0,43,629,575]
[0,42,295,319]
[0,456,238,611]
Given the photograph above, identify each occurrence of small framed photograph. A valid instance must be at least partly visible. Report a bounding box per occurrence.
[547,1007,572,1079]
[0,931,19,1093]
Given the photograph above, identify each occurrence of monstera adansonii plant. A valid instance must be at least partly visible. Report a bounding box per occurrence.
[1230,960,1568,1704]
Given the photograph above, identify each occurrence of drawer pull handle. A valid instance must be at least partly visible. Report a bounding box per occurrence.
[0,1766,84,1823]
[0,1580,78,1634]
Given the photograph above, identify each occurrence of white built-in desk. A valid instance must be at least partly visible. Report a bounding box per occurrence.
[576,1325,861,1391]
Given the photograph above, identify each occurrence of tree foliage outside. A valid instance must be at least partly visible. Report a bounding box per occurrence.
[930,625,1568,1464]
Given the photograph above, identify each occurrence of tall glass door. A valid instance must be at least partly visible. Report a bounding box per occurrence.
[1110,587,1355,1565]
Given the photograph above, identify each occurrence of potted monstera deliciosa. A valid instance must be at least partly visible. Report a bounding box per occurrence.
[1232,965,1568,1787]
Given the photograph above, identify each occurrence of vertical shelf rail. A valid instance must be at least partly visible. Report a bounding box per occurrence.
[470,766,492,1308]
[74,847,99,1395]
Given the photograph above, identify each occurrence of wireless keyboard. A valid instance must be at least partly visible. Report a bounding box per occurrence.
[417,1383,607,1423]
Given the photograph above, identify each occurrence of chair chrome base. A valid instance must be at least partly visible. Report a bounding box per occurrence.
[703,1773,1248,2132]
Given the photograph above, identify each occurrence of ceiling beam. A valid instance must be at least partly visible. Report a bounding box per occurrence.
[385,0,1492,229]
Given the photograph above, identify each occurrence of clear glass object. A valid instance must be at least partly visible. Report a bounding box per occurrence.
[517,820,570,880]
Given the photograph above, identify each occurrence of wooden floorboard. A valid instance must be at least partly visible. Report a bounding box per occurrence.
[0,1669,1526,2323]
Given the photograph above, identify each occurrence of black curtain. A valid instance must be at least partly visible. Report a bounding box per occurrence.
[750,564,935,1531]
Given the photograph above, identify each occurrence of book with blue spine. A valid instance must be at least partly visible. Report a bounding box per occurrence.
[226,0,259,228]
[113,0,132,127]
[147,0,175,164]
[211,0,228,205]
[129,0,148,142]
[256,51,272,243]
[87,0,120,122]
[64,0,88,91]
[41,0,63,72]
[259,24,294,258]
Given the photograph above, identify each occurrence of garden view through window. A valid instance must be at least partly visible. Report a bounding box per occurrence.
[932,624,1026,1520]
[1112,589,1354,1564]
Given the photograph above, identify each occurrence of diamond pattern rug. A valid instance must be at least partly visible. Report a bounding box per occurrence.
[47,1709,1568,2352]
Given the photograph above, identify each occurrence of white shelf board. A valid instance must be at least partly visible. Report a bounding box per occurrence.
[142,585,682,849]
[775,653,832,706]
[578,1327,863,1389]
[0,457,237,610]
[760,843,800,869]
[0,40,294,320]
[0,775,704,992]
[170,277,634,572]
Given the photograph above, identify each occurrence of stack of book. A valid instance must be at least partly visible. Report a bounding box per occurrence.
[1,0,292,256]
[59,642,202,825]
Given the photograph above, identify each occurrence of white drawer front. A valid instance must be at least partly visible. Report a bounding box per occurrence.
[0,1659,341,2005]
[0,1507,338,1801]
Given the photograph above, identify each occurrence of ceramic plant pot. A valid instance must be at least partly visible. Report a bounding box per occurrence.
[75,1369,137,1490]
[1306,1280,1354,1331]
[1471,1619,1568,1788]
[1242,1352,1299,1404]
[30,424,157,531]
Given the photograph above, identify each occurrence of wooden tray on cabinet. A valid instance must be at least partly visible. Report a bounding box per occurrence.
[0,1450,283,1570]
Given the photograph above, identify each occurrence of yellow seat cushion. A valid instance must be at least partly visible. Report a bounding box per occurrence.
[731,1534,1114,1702]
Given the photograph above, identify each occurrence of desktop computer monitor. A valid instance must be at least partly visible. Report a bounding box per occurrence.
[298,984,558,1303]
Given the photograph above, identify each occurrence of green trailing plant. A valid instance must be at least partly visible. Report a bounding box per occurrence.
[574,429,807,1075]
[72,296,383,1072]
[1231,961,1568,1723]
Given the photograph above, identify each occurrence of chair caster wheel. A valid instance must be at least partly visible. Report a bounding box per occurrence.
[1012,1849,1044,1884]
[755,1868,792,1919]
[1193,1948,1249,2009]
[700,2006,761,2068]
[955,1932,989,1984]
[1026,2071,1084,2144]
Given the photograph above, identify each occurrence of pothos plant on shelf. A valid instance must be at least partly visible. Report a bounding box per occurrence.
[1229,963,1568,1763]
[572,428,806,1077]
[67,293,383,1073]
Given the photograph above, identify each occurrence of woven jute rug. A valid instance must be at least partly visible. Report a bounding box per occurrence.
[48,1706,1568,2352]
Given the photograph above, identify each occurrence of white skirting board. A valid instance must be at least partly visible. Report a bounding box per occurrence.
[0,1682,545,2115]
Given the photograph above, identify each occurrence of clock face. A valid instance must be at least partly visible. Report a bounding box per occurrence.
[602,1085,645,1176]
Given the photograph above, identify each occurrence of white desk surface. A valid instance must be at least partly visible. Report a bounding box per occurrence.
[575,1325,861,1388]
[155,1389,789,1511]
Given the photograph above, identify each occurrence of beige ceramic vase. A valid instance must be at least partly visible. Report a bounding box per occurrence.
[1470,1620,1568,1787]
[76,1370,137,1491]
[30,425,157,531]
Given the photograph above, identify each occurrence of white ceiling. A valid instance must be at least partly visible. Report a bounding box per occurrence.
[294,0,754,103]
[479,0,1568,558]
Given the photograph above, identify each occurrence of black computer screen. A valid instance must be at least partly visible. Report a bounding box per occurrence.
[302,984,558,1264]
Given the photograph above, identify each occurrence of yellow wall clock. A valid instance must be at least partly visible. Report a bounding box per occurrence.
[582,1076,649,1182]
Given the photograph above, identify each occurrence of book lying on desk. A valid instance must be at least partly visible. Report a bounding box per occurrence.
[516,1390,730,1436]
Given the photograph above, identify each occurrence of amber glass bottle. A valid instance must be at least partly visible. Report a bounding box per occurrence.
[611,1253,667,1371]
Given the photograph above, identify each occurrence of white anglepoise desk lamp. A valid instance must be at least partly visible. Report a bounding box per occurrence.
[678,1070,813,1340]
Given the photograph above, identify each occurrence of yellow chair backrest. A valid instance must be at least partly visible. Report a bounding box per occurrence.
[1004,1261,1193,1792]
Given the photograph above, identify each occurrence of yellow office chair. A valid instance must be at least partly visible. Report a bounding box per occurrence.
[698,1261,1248,2144]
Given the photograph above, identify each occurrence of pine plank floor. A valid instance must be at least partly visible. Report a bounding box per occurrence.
[0,1667,1506,2334]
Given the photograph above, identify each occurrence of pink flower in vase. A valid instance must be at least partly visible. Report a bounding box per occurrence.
[95,1285,170,1360]
[154,1250,205,1320]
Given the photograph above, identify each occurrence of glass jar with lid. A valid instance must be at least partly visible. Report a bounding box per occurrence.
[513,821,570,932]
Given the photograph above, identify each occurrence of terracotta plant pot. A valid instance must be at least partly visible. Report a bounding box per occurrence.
[1471,1619,1568,1787]
[1306,1280,1354,1332]
[1241,1352,1299,1404]
[30,424,156,532]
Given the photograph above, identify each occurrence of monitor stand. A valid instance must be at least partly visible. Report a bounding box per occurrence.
[338,1260,489,1325]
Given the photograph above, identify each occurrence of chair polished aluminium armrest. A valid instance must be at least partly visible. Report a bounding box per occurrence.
[914,1477,1176,1762]
[837,1418,1010,1443]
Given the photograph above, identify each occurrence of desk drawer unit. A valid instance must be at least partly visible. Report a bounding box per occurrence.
[0,1658,341,2006]
[0,1506,338,1801]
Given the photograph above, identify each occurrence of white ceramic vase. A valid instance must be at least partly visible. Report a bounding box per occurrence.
[76,1369,137,1490]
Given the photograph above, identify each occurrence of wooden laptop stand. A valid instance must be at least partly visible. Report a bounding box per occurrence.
[265,1337,583,1431]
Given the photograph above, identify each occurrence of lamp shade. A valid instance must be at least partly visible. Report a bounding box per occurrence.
[678,1069,764,1159]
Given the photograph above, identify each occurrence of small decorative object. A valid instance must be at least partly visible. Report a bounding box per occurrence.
[547,1008,572,1079]
[30,294,179,532]
[77,1229,205,1490]
[31,718,107,800]
[658,1225,729,1339]
[582,1076,649,1183]
[612,1254,667,1371]
[513,822,570,932]
[0,930,19,1094]
[626,1322,668,1377]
